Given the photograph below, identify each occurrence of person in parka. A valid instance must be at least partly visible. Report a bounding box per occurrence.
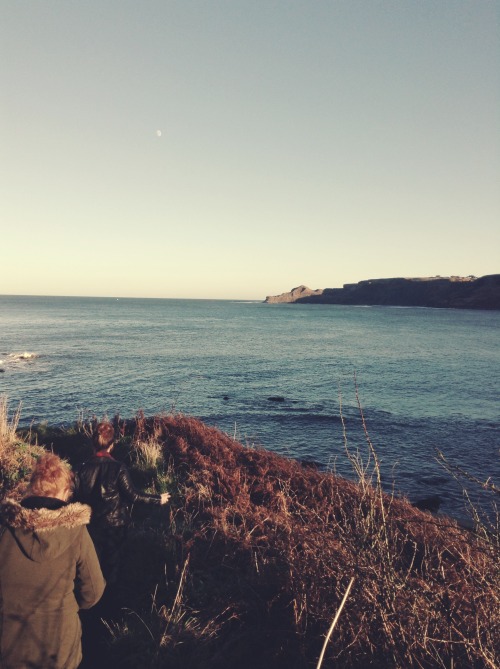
[0,453,105,669]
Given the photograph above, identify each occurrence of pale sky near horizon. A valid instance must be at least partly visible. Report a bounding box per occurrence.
[1,1,499,299]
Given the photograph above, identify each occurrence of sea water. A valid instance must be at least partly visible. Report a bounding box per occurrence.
[1,295,498,520]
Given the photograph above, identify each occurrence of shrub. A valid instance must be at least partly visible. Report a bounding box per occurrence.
[3,405,498,668]
[107,413,499,669]
[0,396,44,499]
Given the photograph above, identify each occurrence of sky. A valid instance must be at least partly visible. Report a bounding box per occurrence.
[1,1,499,299]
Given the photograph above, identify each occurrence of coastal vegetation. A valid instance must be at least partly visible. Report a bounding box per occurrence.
[1,397,499,668]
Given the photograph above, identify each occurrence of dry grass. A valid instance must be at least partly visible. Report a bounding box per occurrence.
[0,396,44,499]
[0,395,21,447]
[132,438,164,470]
[2,404,498,668]
[109,412,499,669]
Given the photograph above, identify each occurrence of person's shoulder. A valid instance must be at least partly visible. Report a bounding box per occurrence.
[105,458,127,477]
[117,460,131,474]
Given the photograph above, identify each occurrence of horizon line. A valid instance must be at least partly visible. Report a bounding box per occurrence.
[0,293,265,302]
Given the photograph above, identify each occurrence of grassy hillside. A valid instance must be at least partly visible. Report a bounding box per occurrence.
[1,401,499,668]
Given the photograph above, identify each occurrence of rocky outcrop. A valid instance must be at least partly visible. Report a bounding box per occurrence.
[265,285,324,303]
[265,275,500,310]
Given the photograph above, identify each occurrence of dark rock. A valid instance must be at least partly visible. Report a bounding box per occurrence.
[298,458,322,469]
[267,396,285,402]
[412,495,442,513]
[265,275,500,310]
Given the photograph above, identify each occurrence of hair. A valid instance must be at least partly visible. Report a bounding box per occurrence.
[93,421,115,450]
[29,453,73,500]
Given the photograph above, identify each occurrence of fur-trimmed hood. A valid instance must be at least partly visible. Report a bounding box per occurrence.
[0,498,92,563]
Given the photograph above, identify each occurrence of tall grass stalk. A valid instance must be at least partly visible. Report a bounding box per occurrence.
[435,447,500,552]
[0,395,22,449]
[158,555,190,646]
[0,397,44,500]
[316,576,354,669]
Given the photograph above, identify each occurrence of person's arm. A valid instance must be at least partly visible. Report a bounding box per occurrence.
[74,527,106,609]
[117,464,170,505]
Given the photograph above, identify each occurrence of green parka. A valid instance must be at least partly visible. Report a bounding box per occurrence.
[0,497,105,669]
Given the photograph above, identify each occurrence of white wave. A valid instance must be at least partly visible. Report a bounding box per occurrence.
[8,352,38,361]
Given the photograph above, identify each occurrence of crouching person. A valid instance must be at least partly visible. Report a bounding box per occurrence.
[0,453,105,669]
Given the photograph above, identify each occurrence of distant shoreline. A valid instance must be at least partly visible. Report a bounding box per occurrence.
[265,274,500,310]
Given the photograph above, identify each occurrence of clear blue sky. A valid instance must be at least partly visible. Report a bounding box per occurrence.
[1,1,498,299]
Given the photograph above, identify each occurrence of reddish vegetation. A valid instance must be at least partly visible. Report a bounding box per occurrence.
[128,413,499,669]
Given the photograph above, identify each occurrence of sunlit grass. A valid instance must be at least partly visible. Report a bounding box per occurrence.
[2,401,498,668]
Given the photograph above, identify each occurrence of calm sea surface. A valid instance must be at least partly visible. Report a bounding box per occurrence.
[1,295,499,520]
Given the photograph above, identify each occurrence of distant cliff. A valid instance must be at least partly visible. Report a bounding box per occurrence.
[265,275,500,310]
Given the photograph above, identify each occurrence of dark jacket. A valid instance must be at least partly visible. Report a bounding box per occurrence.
[75,452,162,528]
[0,496,105,669]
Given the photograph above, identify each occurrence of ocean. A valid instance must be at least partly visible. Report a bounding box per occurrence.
[1,295,499,521]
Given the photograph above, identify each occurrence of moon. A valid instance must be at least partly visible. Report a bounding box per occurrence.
[156,130,162,137]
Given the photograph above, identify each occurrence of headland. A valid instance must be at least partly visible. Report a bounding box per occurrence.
[265,274,500,309]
